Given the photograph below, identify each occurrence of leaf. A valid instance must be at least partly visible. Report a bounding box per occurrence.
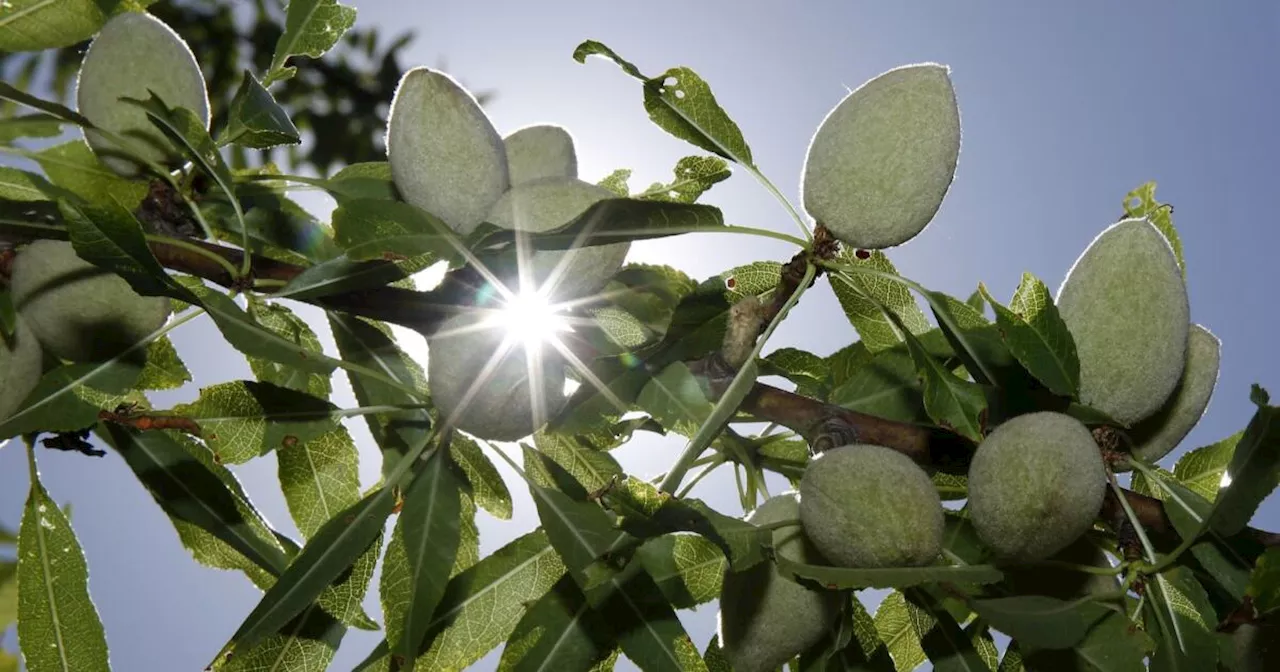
[470,198,725,254]
[411,531,565,670]
[0,166,51,201]
[278,256,410,300]
[246,297,333,399]
[224,71,302,149]
[906,589,990,672]
[829,349,929,424]
[31,140,146,206]
[173,380,339,464]
[586,567,710,672]
[267,0,358,85]
[125,91,235,199]
[830,251,931,352]
[1144,474,1251,601]
[136,336,193,391]
[277,427,361,540]
[900,327,988,442]
[1246,546,1280,616]
[497,575,616,672]
[0,359,144,439]
[636,362,716,437]
[601,476,767,571]
[776,556,1003,591]
[0,561,16,631]
[450,434,513,520]
[332,198,461,264]
[635,534,725,609]
[227,484,400,655]
[193,285,337,377]
[17,453,110,672]
[761,347,827,395]
[968,596,1111,650]
[324,162,397,201]
[59,196,196,300]
[979,275,1080,397]
[0,0,105,52]
[873,591,927,672]
[1019,609,1151,672]
[327,312,431,478]
[391,449,464,669]
[0,113,63,145]
[1207,389,1280,537]
[721,261,781,304]
[1173,431,1241,502]
[1145,566,1218,672]
[638,155,732,204]
[101,424,291,581]
[219,606,345,672]
[523,449,625,585]
[534,431,624,494]
[1123,181,1184,278]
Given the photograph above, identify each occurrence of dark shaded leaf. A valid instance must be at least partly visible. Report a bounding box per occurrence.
[968,596,1111,650]
[1145,566,1218,672]
[776,556,1002,591]
[0,359,144,439]
[1208,388,1280,537]
[497,575,616,672]
[979,275,1080,397]
[224,71,301,149]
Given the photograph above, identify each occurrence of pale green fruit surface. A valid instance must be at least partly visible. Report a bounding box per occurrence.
[1056,217,1190,426]
[0,318,43,422]
[1232,619,1280,672]
[968,412,1106,561]
[719,493,841,672]
[486,177,630,300]
[801,63,961,250]
[10,241,171,363]
[387,67,509,235]
[799,444,944,568]
[1124,324,1220,467]
[504,124,578,185]
[76,12,210,176]
[427,312,566,442]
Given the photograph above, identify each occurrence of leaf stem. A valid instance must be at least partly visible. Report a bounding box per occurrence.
[1107,470,1158,563]
[674,456,726,499]
[744,164,813,243]
[721,225,809,248]
[145,234,240,280]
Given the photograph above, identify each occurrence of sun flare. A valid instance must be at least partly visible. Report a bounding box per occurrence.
[493,290,570,350]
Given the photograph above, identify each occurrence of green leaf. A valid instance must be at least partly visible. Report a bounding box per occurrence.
[219,606,345,672]
[392,448,463,669]
[277,256,410,301]
[60,196,195,300]
[332,198,460,264]
[830,251,931,353]
[17,453,110,672]
[906,589,990,672]
[900,327,988,442]
[193,285,337,377]
[1145,566,1218,672]
[1173,431,1241,502]
[0,166,51,201]
[761,347,827,395]
[523,448,625,584]
[635,534,726,609]
[227,484,399,655]
[411,531,565,670]
[136,336,193,391]
[267,0,358,85]
[1207,390,1280,537]
[316,530,381,632]
[31,140,146,206]
[829,349,928,424]
[498,575,616,672]
[0,561,16,631]
[968,596,1111,650]
[1144,474,1251,601]
[587,567,710,672]
[224,71,302,149]
[636,362,716,437]
[776,556,1003,591]
[721,261,781,304]
[1246,546,1280,616]
[598,168,632,196]
[0,113,64,145]
[873,591,927,672]
[1019,609,1151,671]
[979,275,1080,397]
[0,359,144,439]
[573,42,752,166]
[101,424,291,581]
[1123,181,1184,278]
[246,297,333,399]
[278,427,361,540]
[0,0,105,52]
[327,312,430,478]
[471,198,725,253]
[534,431,624,494]
[637,155,732,204]
[124,91,235,199]
[324,162,397,201]
[173,380,340,464]
[601,476,767,572]
[450,434,513,520]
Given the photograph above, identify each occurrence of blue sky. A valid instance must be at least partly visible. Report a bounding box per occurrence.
[2,1,1279,670]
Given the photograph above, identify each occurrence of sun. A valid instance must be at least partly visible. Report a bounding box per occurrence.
[492,290,570,350]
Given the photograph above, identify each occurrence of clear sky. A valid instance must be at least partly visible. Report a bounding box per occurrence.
[1,1,1278,670]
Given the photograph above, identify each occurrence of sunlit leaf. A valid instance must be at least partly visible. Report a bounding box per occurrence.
[638,155,731,204]
[980,275,1080,397]
[636,534,725,609]
[1145,566,1218,672]
[267,0,358,85]
[224,71,302,149]
[1123,181,1184,278]
[1173,431,1242,502]
[450,434,513,520]
[0,1,105,53]
[247,297,333,399]
[776,556,1002,591]
[1207,388,1280,537]
[173,380,340,464]
[0,359,144,439]
[497,575,616,672]
[136,336,193,391]
[219,606,344,672]
[830,250,930,353]
[873,591,927,672]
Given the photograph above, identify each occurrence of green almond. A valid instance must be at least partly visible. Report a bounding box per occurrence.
[968,412,1106,561]
[76,11,210,176]
[0,318,43,421]
[486,177,630,301]
[504,124,578,185]
[10,240,170,363]
[1125,323,1221,466]
[1056,218,1190,426]
[387,67,509,235]
[801,63,961,249]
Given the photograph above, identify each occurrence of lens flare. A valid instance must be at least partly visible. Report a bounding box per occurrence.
[493,290,570,350]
